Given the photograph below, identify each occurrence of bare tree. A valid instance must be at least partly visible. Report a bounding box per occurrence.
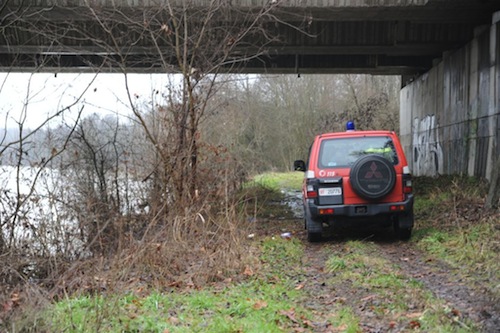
[315,74,400,135]
[0,72,93,255]
[68,1,285,210]
[208,74,401,172]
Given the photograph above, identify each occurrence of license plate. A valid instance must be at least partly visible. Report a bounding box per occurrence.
[318,187,342,196]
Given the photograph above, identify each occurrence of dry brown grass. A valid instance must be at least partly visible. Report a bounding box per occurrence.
[0,200,257,330]
[0,156,259,329]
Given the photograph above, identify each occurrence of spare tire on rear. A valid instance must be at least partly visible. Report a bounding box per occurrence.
[349,155,396,200]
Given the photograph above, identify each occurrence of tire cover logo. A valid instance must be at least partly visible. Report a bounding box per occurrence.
[364,162,383,179]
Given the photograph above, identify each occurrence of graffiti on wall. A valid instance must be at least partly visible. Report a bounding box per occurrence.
[412,115,444,176]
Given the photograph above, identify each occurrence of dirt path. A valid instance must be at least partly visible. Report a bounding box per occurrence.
[376,239,499,333]
[264,190,498,332]
[293,225,500,333]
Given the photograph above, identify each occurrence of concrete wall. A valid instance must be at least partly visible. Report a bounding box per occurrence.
[400,13,499,179]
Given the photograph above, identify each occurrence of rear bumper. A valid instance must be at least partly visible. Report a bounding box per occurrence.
[308,194,414,219]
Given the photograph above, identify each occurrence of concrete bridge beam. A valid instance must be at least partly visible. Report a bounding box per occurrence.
[1,0,499,74]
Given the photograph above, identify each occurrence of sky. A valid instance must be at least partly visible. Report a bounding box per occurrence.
[0,72,177,129]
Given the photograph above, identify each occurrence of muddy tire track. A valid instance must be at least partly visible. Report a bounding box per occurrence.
[295,228,499,333]
[300,240,394,332]
[376,241,500,333]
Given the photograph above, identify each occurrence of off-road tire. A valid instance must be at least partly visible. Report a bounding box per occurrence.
[394,212,414,240]
[307,231,322,243]
[395,227,412,240]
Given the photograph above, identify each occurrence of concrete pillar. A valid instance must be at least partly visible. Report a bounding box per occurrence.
[468,33,479,177]
[485,23,497,180]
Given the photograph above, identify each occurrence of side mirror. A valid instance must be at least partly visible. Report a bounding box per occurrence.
[294,160,306,172]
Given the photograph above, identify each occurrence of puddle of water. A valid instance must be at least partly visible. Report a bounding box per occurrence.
[281,189,304,218]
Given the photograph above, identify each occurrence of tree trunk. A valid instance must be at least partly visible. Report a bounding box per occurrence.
[485,156,500,210]
[0,231,4,254]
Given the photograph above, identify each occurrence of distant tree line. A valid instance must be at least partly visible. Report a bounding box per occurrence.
[1,74,400,174]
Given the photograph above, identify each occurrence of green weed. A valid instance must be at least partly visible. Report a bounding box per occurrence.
[329,307,361,333]
[417,220,500,296]
[250,172,303,191]
[414,176,499,298]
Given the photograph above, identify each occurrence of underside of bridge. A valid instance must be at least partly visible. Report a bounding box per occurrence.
[1,0,500,78]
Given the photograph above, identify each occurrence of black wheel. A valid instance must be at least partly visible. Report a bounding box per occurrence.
[305,215,323,242]
[394,212,414,241]
[307,231,322,243]
[350,155,396,200]
[395,227,412,241]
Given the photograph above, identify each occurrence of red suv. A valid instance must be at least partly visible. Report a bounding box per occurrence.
[294,122,414,242]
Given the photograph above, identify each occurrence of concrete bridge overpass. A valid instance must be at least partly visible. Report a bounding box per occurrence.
[1,0,500,181]
[1,0,499,77]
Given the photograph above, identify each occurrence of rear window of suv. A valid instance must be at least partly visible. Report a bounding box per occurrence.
[318,136,398,168]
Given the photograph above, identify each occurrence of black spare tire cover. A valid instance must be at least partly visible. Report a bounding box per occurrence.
[349,155,396,200]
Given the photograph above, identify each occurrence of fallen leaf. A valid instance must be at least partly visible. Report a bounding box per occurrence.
[333,296,346,304]
[185,278,195,288]
[253,300,268,310]
[295,283,304,290]
[167,280,182,287]
[406,312,423,319]
[10,293,21,307]
[409,320,421,329]
[301,317,314,327]
[2,301,13,313]
[279,309,299,323]
[360,294,377,302]
[332,324,348,332]
[131,298,141,306]
[243,265,254,276]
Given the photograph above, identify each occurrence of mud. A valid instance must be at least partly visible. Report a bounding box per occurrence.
[376,240,500,333]
[288,221,499,333]
[258,205,498,333]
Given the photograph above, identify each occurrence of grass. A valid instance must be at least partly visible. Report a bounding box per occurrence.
[24,236,311,333]
[8,172,499,332]
[416,220,500,296]
[239,171,303,220]
[325,241,480,332]
[250,171,303,191]
[329,307,361,333]
[412,176,499,297]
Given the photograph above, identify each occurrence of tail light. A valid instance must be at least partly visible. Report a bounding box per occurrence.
[306,184,317,198]
[402,166,412,194]
[403,178,412,194]
[319,208,335,215]
[390,205,406,211]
